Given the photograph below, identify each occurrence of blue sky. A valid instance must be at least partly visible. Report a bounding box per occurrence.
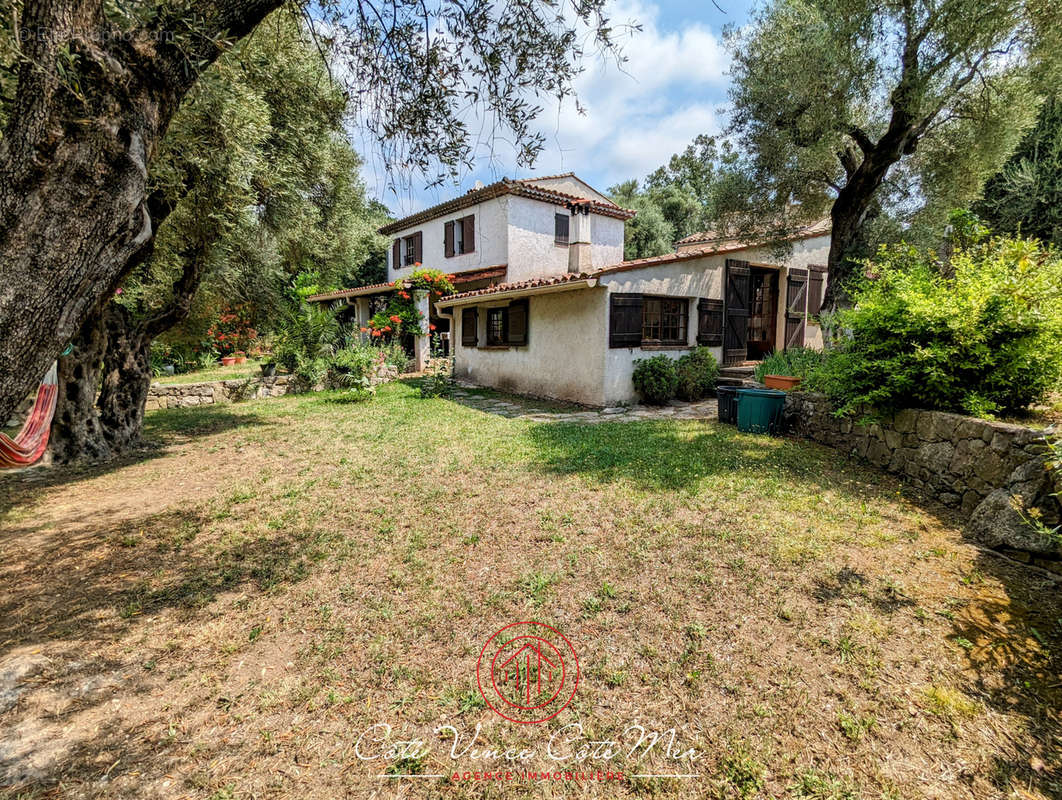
[364,0,757,217]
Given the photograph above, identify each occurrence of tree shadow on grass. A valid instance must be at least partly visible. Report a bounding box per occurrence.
[0,406,275,520]
[0,498,332,789]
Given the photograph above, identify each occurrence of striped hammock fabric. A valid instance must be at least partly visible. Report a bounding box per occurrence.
[0,363,58,468]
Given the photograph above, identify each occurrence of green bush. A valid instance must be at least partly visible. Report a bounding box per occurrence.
[753,347,825,383]
[273,305,339,374]
[674,347,720,400]
[632,355,679,405]
[805,235,1062,417]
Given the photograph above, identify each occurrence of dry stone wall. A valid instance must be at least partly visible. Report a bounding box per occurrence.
[146,376,293,410]
[784,391,1060,558]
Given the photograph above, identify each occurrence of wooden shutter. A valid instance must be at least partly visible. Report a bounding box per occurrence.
[461,308,478,347]
[697,298,724,346]
[723,259,750,365]
[392,239,400,271]
[444,221,454,258]
[785,268,808,349]
[462,215,475,253]
[807,265,826,316]
[413,232,423,264]
[507,298,528,345]
[609,294,643,348]
[555,213,569,244]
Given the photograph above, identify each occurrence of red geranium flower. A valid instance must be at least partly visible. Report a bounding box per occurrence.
[429,324,436,331]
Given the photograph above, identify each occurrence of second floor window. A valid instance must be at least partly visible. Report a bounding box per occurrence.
[403,233,421,266]
[445,215,475,257]
[555,213,569,245]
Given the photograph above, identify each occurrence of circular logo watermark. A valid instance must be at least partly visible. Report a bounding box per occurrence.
[477,622,579,724]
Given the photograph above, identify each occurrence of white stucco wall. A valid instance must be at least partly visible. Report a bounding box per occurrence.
[387,195,510,281]
[450,288,610,406]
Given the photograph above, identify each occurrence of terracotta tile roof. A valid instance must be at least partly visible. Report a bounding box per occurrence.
[305,282,395,302]
[306,265,509,303]
[436,222,833,304]
[378,176,635,235]
[439,271,596,302]
[676,218,831,247]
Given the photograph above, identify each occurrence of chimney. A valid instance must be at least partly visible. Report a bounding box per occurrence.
[567,205,592,273]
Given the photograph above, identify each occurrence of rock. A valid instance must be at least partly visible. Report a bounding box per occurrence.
[966,488,1062,556]
[601,407,627,415]
[892,408,919,433]
[918,441,955,476]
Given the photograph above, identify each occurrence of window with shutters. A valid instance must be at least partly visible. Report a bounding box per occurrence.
[445,216,475,257]
[486,307,507,346]
[461,308,478,347]
[507,299,528,346]
[555,213,569,245]
[402,233,421,266]
[642,297,688,345]
[807,265,826,317]
[609,294,689,348]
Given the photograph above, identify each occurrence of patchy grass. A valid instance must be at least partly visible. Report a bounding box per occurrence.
[0,379,1059,799]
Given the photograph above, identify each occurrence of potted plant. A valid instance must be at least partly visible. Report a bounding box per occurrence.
[260,361,277,377]
[753,348,824,390]
[221,356,237,367]
[234,350,247,365]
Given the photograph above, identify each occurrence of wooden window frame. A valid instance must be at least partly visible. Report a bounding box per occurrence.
[486,306,508,346]
[641,296,688,346]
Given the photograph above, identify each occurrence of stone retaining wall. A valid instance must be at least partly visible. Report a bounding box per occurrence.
[146,375,293,410]
[784,391,1060,556]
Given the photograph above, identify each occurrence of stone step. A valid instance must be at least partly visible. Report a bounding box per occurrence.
[719,366,756,378]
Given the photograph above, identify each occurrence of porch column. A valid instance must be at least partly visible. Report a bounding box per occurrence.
[413,289,430,371]
[354,297,371,342]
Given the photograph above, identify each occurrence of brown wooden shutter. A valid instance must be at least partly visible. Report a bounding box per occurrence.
[784,268,808,349]
[392,238,400,271]
[444,222,454,258]
[807,265,826,315]
[462,215,475,253]
[555,213,569,244]
[461,307,478,347]
[507,298,528,345]
[413,232,423,264]
[609,294,643,348]
[697,298,724,346]
[723,259,750,365]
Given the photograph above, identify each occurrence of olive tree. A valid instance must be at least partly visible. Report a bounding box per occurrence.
[726,0,1059,309]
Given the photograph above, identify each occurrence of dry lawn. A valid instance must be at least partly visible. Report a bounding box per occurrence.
[0,380,1059,800]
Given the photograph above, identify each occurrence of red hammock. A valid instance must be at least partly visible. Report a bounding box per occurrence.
[0,363,58,468]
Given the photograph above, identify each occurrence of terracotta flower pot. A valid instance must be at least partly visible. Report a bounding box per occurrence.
[763,374,803,391]
[221,356,236,366]
[234,356,247,364]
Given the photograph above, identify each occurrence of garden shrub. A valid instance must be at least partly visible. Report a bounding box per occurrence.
[632,355,679,405]
[674,347,720,400]
[805,235,1062,417]
[273,305,339,374]
[753,347,825,383]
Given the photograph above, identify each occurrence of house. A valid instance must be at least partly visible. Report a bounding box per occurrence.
[310,175,831,406]
[435,219,831,407]
[306,173,635,367]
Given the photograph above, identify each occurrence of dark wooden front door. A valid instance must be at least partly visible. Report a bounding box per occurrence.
[747,268,778,360]
[723,259,750,365]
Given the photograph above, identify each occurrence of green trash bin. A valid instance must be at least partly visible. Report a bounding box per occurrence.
[735,388,786,434]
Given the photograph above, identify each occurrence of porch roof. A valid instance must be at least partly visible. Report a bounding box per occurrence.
[306,264,509,303]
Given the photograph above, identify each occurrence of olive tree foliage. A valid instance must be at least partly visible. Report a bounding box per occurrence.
[725,0,1060,309]
[975,94,1062,247]
[0,0,619,424]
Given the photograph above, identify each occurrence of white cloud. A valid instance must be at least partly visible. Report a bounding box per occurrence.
[366,0,731,212]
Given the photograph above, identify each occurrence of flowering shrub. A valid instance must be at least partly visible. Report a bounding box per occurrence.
[364,267,455,340]
[207,304,258,356]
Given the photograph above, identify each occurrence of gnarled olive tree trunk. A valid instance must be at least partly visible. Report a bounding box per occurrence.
[0,0,282,424]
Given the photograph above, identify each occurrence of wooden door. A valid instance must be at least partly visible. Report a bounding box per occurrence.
[723,259,750,365]
[747,269,778,360]
[784,268,808,350]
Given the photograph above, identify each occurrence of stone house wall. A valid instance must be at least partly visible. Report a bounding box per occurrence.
[784,391,1060,557]
[146,376,293,410]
